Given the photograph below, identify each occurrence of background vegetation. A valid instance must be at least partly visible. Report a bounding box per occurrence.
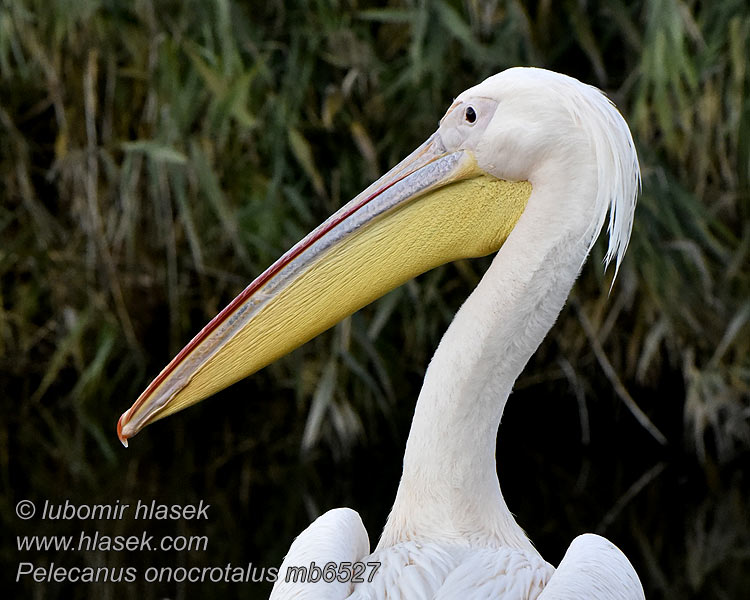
[2,0,748,598]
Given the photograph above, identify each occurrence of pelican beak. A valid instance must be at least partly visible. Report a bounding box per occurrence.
[117,133,531,445]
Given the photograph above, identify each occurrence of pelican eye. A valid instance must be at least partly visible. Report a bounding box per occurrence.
[464,106,477,124]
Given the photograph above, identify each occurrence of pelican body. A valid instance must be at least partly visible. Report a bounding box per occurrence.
[118,68,644,599]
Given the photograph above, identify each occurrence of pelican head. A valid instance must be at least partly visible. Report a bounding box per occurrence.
[447,68,638,273]
[117,67,639,445]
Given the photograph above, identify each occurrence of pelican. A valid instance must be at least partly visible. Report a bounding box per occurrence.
[118,67,644,599]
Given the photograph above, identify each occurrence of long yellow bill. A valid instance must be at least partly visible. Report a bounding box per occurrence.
[117,133,531,446]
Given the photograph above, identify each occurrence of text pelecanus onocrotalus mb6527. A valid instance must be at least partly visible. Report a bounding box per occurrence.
[117,67,644,600]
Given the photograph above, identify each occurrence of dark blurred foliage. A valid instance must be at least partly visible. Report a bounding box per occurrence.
[1,0,748,598]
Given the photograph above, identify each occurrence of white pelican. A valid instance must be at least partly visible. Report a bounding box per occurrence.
[118,67,645,599]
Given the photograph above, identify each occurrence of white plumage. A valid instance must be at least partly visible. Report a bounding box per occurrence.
[270,68,644,599]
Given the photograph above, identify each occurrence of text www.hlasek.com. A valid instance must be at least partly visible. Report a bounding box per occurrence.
[18,531,208,553]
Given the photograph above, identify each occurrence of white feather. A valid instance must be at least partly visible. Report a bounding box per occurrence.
[270,509,369,600]
[538,535,644,600]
